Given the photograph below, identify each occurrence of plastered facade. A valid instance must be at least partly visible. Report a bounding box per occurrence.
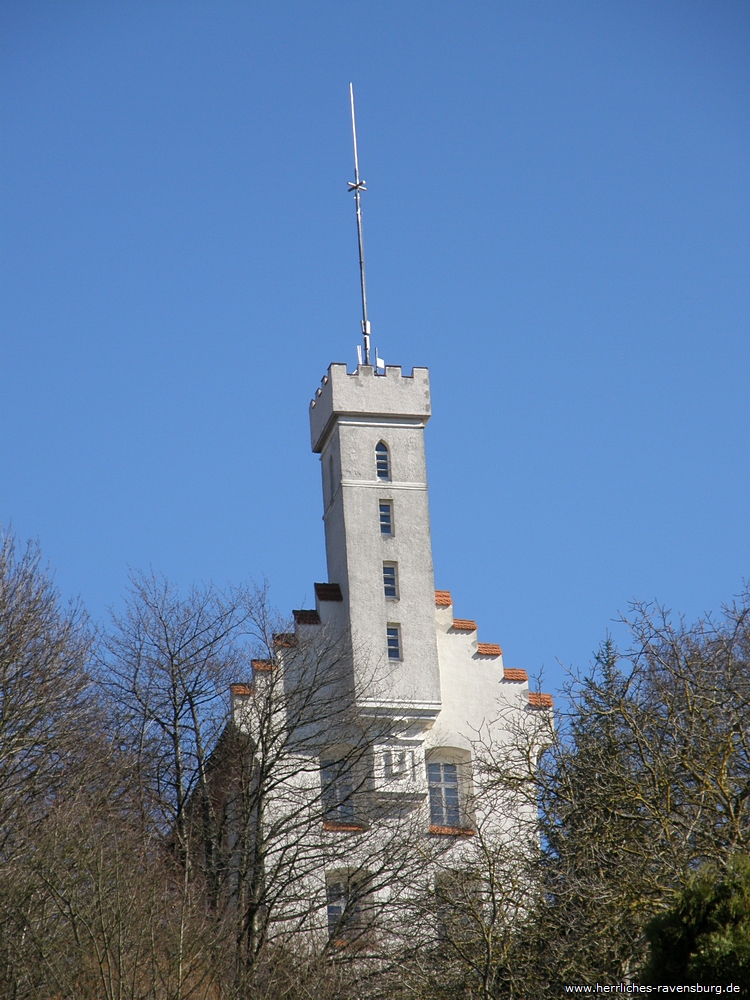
[230,360,552,941]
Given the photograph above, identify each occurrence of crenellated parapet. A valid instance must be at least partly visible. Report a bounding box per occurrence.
[309,363,431,453]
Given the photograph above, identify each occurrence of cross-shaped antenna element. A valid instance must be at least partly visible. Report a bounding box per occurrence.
[348,83,371,367]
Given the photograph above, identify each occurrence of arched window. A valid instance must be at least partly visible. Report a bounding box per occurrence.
[375,441,390,481]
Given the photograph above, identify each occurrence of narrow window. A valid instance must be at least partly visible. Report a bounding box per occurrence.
[375,441,390,481]
[327,879,348,936]
[328,455,335,502]
[321,759,355,823]
[435,871,480,942]
[326,874,371,942]
[428,761,460,827]
[379,501,393,535]
[383,562,398,599]
[386,624,401,660]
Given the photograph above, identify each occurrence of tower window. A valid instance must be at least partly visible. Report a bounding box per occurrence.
[427,761,460,828]
[375,441,390,480]
[386,624,401,660]
[379,501,393,535]
[383,562,398,600]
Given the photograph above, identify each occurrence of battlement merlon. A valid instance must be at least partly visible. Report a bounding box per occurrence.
[309,363,431,453]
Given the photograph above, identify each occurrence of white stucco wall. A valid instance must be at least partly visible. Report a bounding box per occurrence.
[313,364,442,716]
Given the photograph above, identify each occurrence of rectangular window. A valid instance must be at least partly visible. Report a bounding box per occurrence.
[327,879,348,936]
[435,871,480,942]
[386,624,401,660]
[428,761,460,827]
[321,759,355,823]
[379,501,393,535]
[326,874,371,942]
[383,562,398,599]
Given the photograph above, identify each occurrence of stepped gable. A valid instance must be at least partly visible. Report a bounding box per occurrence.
[528,692,554,709]
[503,667,527,682]
[293,609,321,625]
[273,633,297,648]
[315,582,343,602]
[439,591,504,660]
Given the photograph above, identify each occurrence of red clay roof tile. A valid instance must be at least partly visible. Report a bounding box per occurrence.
[273,633,297,648]
[435,590,452,606]
[315,582,343,602]
[452,619,477,631]
[528,692,554,709]
[504,668,528,682]
[251,659,276,672]
[230,683,253,696]
[293,609,321,625]
[477,643,502,656]
[428,825,476,837]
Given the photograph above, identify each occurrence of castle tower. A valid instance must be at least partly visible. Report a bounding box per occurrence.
[309,362,441,723]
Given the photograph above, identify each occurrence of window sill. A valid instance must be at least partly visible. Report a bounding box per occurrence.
[329,933,375,953]
[428,825,475,837]
[323,820,367,833]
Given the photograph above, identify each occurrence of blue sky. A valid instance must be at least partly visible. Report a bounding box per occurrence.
[2,1,748,696]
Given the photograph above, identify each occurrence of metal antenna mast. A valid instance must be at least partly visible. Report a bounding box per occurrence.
[348,83,371,366]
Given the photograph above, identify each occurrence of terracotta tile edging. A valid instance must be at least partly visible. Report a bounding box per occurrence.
[230,683,253,696]
[293,609,321,625]
[251,659,277,672]
[477,642,502,657]
[273,633,297,648]
[428,824,476,837]
[528,692,554,709]
[323,820,367,833]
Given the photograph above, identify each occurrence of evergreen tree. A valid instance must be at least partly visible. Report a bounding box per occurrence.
[643,856,750,988]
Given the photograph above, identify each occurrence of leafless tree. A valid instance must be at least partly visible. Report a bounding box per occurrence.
[97,574,437,998]
[0,530,97,998]
[0,531,92,839]
[21,534,750,996]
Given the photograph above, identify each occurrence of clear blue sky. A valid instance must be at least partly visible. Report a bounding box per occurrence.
[2,1,748,696]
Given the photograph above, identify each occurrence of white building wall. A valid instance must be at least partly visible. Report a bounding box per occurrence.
[230,358,552,944]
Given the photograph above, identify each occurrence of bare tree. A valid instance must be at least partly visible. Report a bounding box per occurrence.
[100,571,250,867]
[383,590,750,996]
[0,531,92,839]
[0,530,96,998]
[98,574,434,997]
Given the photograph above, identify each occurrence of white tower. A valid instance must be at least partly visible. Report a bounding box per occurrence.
[310,362,441,724]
